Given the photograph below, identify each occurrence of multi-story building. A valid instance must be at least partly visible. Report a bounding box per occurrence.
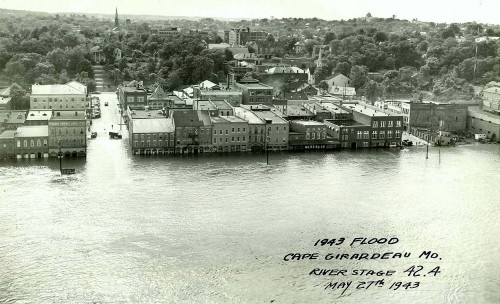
[324,119,371,149]
[150,26,180,38]
[193,99,233,116]
[31,83,86,110]
[229,28,268,46]
[172,110,212,154]
[48,110,87,157]
[211,116,249,152]
[350,103,404,147]
[234,79,273,105]
[0,130,15,159]
[482,87,500,115]
[288,120,337,150]
[25,110,53,126]
[401,102,468,133]
[0,111,26,131]
[147,86,171,110]
[129,118,175,155]
[233,106,266,151]
[243,105,289,150]
[467,107,500,142]
[117,82,148,112]
[14,125,49,159]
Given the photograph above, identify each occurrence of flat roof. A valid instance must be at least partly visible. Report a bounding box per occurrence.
[16,125,49,137]
[290,120,326,126]
[252,110,288,124]
[209,100,233,110]
[326,119,367,127]
[133,118,174,133]
[351,104,390,117]
[468,107,500,124]
[50,110,86,120]
[222,115,247,123]
[129,110,165,119]
[284,105,314,116]
[199,90,242,95]
[195,100,218,110]
[233,107,265,124]
[26,110,53,121]
[32,84,85,95]
[320,102,350,114]
[237,82,272,89]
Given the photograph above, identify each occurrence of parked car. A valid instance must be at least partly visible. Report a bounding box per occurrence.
[91,132,97,138]
[104,102,108,106]
[402,139,413,147]
[109,131,122,139]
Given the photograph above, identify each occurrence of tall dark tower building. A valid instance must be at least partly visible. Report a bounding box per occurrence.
[114,7,119,29]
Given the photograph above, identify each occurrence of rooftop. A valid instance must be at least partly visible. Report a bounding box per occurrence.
[172,110,204,127]
[129,109,165,119]
[209,99,232,110]
[15,125,49,137]
[237,82,273,89]
[148,86,168,101]
[32,84,85,95]
[222,115,247,123]
[26,110,53,121]
[351,104,392,117]
[483,87,500,94]
[0,96,10,105]
[133,118,174,133]
[326,119,367,127]
[290,120,326,126]
[0,130,16,139]
[233,107,265,124]
[50,110,86,120]
[320,102,350,113]
[252,110,288,124]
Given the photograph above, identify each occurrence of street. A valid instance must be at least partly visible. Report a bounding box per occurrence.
[89,92,127,139]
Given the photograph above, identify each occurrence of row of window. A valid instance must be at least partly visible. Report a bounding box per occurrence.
[134,140,174,147]
[213,136,247,144]
[372,121,402,128]
[33,98,85,102]
[133,133,172,140]
[16,139,48,148]
[33,105,82,109]
[346,130,402,140]
[126,96,145,103]
[214,127,247,135]
[306,132,327,140]
[51,128,85,135]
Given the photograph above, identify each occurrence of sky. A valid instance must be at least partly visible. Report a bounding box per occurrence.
[0,0,499,24]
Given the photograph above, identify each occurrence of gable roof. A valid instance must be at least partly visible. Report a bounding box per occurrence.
[149,86,168,101]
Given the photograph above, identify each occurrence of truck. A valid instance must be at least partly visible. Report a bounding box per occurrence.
[474,134,487,140]
[109,131,122,139]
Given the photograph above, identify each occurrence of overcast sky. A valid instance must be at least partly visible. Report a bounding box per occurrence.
[0,0,498,24]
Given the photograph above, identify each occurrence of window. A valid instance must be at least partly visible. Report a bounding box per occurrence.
[127,96,134,104]
[137,97,145,103]
[388,121,393,127]
[363,131,369,139]
[225,138,228,142]
[43,139,47,146]
[372,121,378,128]
[342,135,348,140]
[395,130,401,138]
[237,128,241,132]
[243,136,245,141]
[134,141,138,147]
[24,140,27,148]
[225,130,228,134]
[387,131,393,138]
[232,128,235,133]
[37,140,41,147]
[214,129,217,135]
[219,138,222,143]
[214,139,217,144]
[34,98,37,102]
[379,131,385,139]
[219,130,222,135]
[311,132,315,139]
[153,140,157,146]
[363,142,369,147]
[357,131,363,139]
[396,121,401,127]
[380,121,385,127]
[372,131,377,139]
[17,140,20,148]
[237,137,240,142]
[71,98,75,102]
[232,137,234,142]
[243,128,246,132]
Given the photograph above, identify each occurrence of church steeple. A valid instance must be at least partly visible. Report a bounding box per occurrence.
[114,7,119,29]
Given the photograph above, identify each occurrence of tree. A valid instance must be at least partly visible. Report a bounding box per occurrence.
[349,65,368,90]
[317,80,328,93]
[9,83,30,110]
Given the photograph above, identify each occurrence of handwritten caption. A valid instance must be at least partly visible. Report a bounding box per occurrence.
[283,237,442,295]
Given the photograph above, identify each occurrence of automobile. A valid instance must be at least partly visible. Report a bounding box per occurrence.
[402,139,413,147]
[91,132,97,138]
[109,131,122,139]
[92,91,101,94]
[104,102,109,106]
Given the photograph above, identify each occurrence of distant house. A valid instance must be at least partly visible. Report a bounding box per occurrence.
[325,73,350,90]
[329,86,356,98]
[0,85,13,110]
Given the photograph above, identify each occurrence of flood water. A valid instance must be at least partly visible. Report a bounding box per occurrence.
[0,94,499,303]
